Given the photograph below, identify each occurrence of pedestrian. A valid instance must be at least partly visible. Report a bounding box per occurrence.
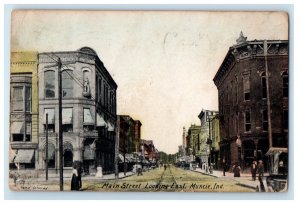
[233,162,241,177]
[257,160,264,180]
[137,163,143,176]
[77,163,82,189]
[251,161,257,181]
[71,163,79,191]
[222,158,227,176]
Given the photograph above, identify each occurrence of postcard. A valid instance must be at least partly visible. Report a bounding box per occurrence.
[9,10,289,192]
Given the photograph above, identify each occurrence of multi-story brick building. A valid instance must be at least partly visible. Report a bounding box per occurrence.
[38,47,117,175]
[198,109,219,165]
[10,52,39,170]
[213,33,288,169]
[133,120,142,153]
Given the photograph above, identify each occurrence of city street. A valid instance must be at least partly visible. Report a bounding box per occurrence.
[81,166,255,192]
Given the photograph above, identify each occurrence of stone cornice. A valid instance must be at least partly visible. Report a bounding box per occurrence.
[213,40,288,88]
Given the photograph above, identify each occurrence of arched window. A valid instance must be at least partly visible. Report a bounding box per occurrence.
[44,143,55,168]
[261,72,267,99]
[62,70,73,98]
[63,143,73,167]
[45,70,55,98]
[282,71,288,98]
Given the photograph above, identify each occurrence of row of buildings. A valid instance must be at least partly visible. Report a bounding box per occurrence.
[9,47,158,175]
[179,33,289,171]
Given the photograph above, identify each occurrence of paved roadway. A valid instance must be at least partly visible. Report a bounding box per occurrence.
[81,165,255,192]
[9,165,256,192]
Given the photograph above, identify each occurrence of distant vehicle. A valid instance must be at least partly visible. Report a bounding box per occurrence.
[257,147,288,192]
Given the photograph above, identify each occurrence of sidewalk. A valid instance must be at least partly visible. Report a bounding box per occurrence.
[11,171,135,186]
[191,167,267,190]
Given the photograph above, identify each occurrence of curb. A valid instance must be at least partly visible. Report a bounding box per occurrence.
[190,169,218,178]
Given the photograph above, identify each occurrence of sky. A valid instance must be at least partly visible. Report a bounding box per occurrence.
[11,11,288,154]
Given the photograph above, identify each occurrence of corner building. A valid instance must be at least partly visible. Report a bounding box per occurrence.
[213,34,288,170]
[38,47,117,175]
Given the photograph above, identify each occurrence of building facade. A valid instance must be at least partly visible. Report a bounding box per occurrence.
[187,124,201,163]
[210,114,220,169]
[38,47,117,175]
[213,33,288,170]
[10,52,39,170]
[198,109,219,165]
[134,120,142,153]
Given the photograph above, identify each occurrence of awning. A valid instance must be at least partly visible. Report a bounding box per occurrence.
[107,122,115,131]
[43,109,55,124]
[43,144,55,160]
[96,113,107,127]
[14,149,35,163]
[266,147,288,156]
[10,122,24,134]
[84,108,94,124]
[83,147,95,160]
[62,108,73,124]
[118,154,129,163]
[125,154,136,163]
[9,148,16,163]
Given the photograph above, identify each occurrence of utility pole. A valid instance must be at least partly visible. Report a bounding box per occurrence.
[46,113,48,181]
[264,40,273,148]
[58,58,64,191]
[114,116,120,179]
[182,127,186,163]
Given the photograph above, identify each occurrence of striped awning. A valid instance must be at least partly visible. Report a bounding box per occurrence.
[96,113,107,127]
[14,149,34,163]
[10,122,24,134]
[118,154,129,163]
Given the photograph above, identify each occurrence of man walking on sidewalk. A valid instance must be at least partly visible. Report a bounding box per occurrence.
[222,158,227,176]
[251,161,257,181]
[257,160,264,180]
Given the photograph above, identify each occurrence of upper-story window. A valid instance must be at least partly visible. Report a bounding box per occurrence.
[62,70,73,98]
[282,71,288,98]
[261,72,267,99]
[262,110,268,131]
[235,76,238,104]
[12,86,31,112]
[11,122,31,142]
[243,76,250,101]
[45,70,55,98]
[244,110,251,132]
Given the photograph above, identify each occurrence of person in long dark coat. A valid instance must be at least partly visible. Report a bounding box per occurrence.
[222,158,227,176]
[257,160,264,180]
[251,161,257,181]
[71,163,79,191]
[77,165,82,189]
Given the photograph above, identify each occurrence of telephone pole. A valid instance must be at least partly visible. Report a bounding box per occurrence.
[264,40,273,148]
[58,58,64,191]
